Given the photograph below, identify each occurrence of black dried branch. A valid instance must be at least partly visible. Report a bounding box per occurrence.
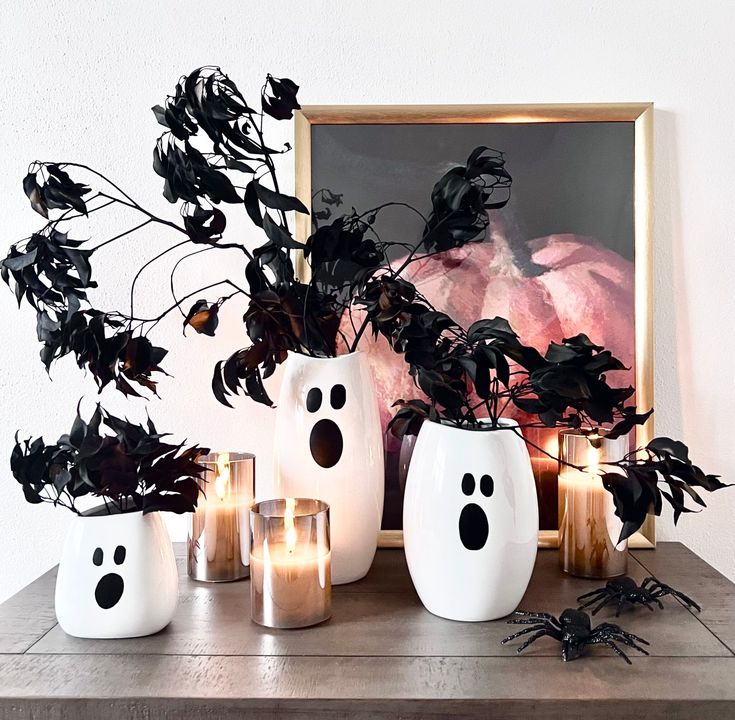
[305,216,385,303]
[1,228,94,315]
[421,146,512,254]
[35,309,167,397]
[379,297,649,439]
[212,283,341,407]
[600,437,730,543]
[154,137,242,205]
[10,404,208,515]
[23,163,91,218]
[261,75,301,120]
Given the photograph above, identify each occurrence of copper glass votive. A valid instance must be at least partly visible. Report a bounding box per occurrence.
[250,498,331,629]
[558,430,628,579]
[188,452,255,582]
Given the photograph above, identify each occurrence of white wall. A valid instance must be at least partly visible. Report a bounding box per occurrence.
[1,0,734,602]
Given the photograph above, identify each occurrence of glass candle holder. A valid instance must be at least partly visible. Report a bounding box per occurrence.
[558,430,628,578]
[187,452,255,582]
[526,426,561,531]
[250,498,331,629]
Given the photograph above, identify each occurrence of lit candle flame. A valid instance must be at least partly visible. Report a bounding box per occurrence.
[284,497,297,554]
[214,452,230,501]
[544,434,559,458]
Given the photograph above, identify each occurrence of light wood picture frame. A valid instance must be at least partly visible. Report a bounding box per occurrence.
[294,103,654,550]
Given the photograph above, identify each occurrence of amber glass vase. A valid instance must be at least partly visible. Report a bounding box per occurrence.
[558,430,628,578]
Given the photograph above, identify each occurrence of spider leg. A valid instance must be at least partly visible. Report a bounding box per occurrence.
[501,624,550,644]
[510,611,561,623]
[577,587,609,601]
[615,595,627,617]
[598,639,633,664]
[650,587,702,612]
[507,618,556,626]
[509,611,562,628]
[668,589,702,612]
[599,629,651,656]
[516,627,562,654]
[640,592,664,612]
[596,624,650,646]
[591,592,620,616]
[615,635,650,656]
[641,576,657,590]
[578,590,609,609]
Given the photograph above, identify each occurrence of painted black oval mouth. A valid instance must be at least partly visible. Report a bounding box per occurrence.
[459,503,489,550]
[95,573,124,609]
[309,419,343,468]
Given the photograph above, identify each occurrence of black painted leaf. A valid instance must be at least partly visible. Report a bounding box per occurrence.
[183,206,226,243]
[183,299,219,336]
[647,436,690,462]
[261,75,300,120]
[607,408,654,440]
[253,180,308,213]
[262,214,305,250]
[244,181,263,227]
[562,333,603,352]
[23,173,47,218]
[387,399,430,438]
[601,471,652,543]
[2,248,38,271]
[211,361,233,408]
[224,157,256,173]
[10,405,208,514]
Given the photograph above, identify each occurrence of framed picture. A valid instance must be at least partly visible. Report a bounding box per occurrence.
[294,104,654,549]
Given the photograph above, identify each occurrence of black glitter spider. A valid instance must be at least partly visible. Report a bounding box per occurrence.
[501,608,650,664]
[577,576,702,616]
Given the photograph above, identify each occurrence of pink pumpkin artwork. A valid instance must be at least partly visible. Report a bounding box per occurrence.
[338,223,635,530]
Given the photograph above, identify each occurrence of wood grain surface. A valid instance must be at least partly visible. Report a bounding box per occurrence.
[0,544,733,719]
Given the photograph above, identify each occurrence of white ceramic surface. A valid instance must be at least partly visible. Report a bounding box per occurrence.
[403,419,538,621]
[273,352,384,584]
[55,510,178,638]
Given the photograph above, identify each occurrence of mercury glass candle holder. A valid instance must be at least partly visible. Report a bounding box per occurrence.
[187,452,255,582]
[526,426,561,531]
[558,430,629,578]
[250,498,331,629]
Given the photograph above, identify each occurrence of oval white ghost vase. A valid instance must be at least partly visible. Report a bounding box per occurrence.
[55,509,179,638]
[403,419,538,621]
[273,351,384,584]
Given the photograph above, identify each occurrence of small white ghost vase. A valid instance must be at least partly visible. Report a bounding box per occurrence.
[403,419,538,621]
[273,351,384,584]
[55,510,179,638]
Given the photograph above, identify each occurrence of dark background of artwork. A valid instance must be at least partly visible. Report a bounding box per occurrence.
[311,122,634,259]
[310,120,636,530]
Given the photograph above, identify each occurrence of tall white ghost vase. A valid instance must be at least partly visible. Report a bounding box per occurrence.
[55,510,179,638]
[403,419,538,621]
[273,351,384,584]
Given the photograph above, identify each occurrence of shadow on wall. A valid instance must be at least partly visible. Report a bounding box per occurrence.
[652,109,686,540]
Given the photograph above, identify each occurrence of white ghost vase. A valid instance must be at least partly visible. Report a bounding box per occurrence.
[273,351,384,584]
[55,510,179,638]
[403,419,538,621]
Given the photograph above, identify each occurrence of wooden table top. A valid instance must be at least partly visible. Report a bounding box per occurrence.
[0,542,733,719]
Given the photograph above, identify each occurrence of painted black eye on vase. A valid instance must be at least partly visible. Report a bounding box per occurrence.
[306,387,322,413]
[480,474,494,497]
[92,547,103,566]
[461,472,475,496]
[330,384,346,409]
[114,545,126,565]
